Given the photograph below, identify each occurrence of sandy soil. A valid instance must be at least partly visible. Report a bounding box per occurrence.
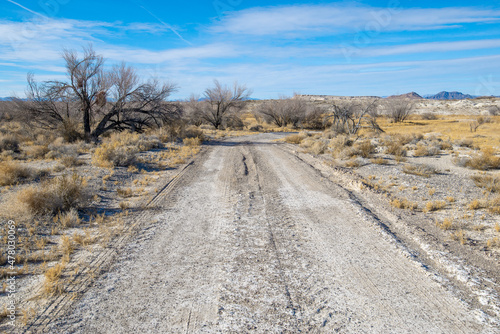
[31,133,499,333]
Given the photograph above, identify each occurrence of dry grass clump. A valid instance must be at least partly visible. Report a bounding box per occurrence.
[489,196,500,214]
[465,147,500,170]
[451,230,467,245]
[354,140,375,158]
[402,163,437,177]
[371,157,389,165]
[92,142,138,167]
[117,188,133,198]
[0,134,20,152]
[471,174,500,193]
[284,132,308,144]
[343,158,363,168]
[183,137,202,147]
[24,145,50,159]
[413,143,440,157]
[54,208,81,228]
[383,137,407,157]
[43,263,65,296]
[424,200,447,212]
[487,237,500,248]
[468,199,486,210]
[0,161,36,186]
[5,174,89,218]
[183,125,205,139]
[455,138,474,148]
[436,217,454,230]
[308,140,328,155]
[391,198,418,210]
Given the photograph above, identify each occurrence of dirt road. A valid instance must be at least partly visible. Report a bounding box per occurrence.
[48,133,495,333]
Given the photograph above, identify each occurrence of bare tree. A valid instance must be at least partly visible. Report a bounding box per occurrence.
[257,96,307,127]
[329,99,381,135]
[385,98,415,123]
[192,80,251,129]
[16,45,178,142]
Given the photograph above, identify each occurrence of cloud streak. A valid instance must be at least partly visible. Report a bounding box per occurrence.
[210,5,500,36]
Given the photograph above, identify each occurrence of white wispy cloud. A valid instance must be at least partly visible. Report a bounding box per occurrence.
[210,5,500,36]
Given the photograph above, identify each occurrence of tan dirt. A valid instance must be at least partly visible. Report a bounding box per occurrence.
[38,133,498,333]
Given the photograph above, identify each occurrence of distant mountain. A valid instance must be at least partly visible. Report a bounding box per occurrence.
[425,91,475,100]
[387,92,423,99]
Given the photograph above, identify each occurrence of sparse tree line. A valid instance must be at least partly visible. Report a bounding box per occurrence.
[6,45,420,142]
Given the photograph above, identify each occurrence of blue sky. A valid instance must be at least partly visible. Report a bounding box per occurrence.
[1,0,500,99]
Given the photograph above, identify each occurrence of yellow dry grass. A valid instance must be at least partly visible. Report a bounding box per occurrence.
[377,115,500,149]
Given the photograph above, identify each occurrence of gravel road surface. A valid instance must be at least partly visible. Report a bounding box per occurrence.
[48,133,494,333]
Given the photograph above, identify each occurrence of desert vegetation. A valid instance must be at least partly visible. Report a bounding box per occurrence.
[281,105,500,254]
[1,44,499,329]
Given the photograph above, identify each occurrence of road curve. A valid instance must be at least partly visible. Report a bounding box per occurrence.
[48,133,493,333]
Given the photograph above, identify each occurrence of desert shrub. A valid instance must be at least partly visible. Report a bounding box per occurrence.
[0,134,20,152]
[58,121,82,143]
[451,230,467,245]
[43,263,65,296]
[137,135,163,151]
[343,158,364,168]
[419,112,438,120]
[452,153,470,167]
[488,106,499,116]
[224,114,244,130]
[468,199,486,210]
[308,140,328,155]
[54,208,81,228]
[370,157,389,165]
[465,147,500,170]
[25,145,50,159]
[0,162,36,186]
[489,196,500,214]
[60,155,81,167]
[328,135,353,153]
[413,143,440,157]
[438,140,453,151]
[391,198,418,210]
[471,174,500,193]
[424,200,446,212]
[10,174,89,217]
[183,137,202,146]
[455,138,474,148]
[249,125,263,132]
[384,139,407,157]
[354,140,375,158]
[402,164,437,177]
[299,137,316,149]
[284,134,305,144]
[436,218,454,230]
[92,143,137,167]
[183,125,204,140]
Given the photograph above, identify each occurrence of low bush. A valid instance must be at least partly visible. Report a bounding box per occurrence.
[0,162,36,186]
[413,143,440,157]
[11,173,89,217]
[424,200,446,212]
[402,164,437,177]
[308,140,328,155]
[471,174,500,193]
[391,198,418,210]
[92,143,138,167]
[355,140,375,158]
[284,133,307,144]
[465,147,500,170]
[183,137,202,147]
[24,145,50,159]
[0,134,20,152]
